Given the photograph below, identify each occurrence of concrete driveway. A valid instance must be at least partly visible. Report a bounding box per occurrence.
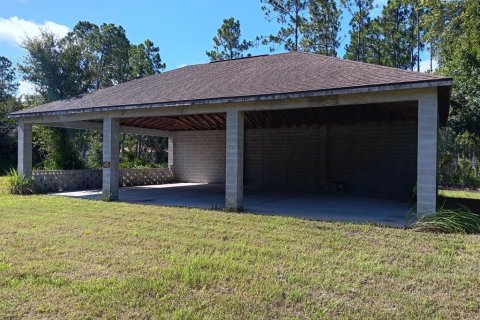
[55,183,411,227]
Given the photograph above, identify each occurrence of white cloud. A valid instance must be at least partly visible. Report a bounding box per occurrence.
[17,80,36,97]
[419,59,439,73]
[0,16,70,46]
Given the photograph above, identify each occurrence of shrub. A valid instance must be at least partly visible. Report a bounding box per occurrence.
[6,169,35,195]
[414,204,480,234]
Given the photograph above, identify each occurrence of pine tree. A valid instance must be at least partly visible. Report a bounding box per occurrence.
[259,0,308,52]
[206,17,253,61]
[341,0,374,62]
[0,57,18,101]
[301,0,342,56]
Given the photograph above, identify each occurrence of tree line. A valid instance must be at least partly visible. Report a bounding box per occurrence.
[204,0,480,188]
[0,21,167,172]
[1,0,479,189]
[207,0,432,72]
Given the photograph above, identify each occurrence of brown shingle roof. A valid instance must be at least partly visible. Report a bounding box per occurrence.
[11,52,450,117]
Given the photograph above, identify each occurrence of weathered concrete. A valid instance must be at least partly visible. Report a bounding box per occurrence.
[168,136,174,168]
[33,168,173,193]
[13,84,451,124]
[417,90,438,215]
[34,170,102,192]
[225,111,244,210]
[328,123,417,198]
[173,130,226,183]
[17,121,32,177]
[174,123,416,198]
[102,117,120,200]
[121,168,173,187]
[54,183,410,227]
[245,127,328,189]
[13,85,445,222]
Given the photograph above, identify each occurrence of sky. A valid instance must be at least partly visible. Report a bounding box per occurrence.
[1,0,431,96]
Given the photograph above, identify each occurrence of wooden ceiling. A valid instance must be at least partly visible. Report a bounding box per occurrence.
[119,102,418,131]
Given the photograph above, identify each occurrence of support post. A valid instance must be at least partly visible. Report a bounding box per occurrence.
[168,136,174,169]
[17,121,33,177]
[102,117,120,200]
[417,90,438,216]
[225,110,244,210]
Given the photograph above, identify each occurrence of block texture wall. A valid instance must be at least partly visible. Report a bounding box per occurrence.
[33,168,173,193]
[328,123,417,199]
[245,127,327,189]
[173,130,226,183]
[173,122,417,199]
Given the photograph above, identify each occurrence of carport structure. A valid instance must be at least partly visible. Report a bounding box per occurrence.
[10,52,452,218]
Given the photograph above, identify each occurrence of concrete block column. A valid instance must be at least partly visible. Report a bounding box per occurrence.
[225,110,244,210]
[17,121,33,177]
[102,117,120,200]
[168,136,174,169]
[417,90,438,216]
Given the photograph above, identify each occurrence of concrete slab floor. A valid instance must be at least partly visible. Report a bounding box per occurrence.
[54,183,411,227]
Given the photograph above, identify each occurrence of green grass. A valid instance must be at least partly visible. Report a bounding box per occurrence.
[415,204,480,234]
[439,188,480,200]
[1,178,480,319]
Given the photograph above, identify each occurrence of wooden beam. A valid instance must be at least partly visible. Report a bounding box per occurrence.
[43,121,171,137]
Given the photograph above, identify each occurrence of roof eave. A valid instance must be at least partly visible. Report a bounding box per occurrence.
[8,78,453,120]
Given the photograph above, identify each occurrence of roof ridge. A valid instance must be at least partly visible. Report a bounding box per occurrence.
[184,51,442,79]
[290,51,442,79]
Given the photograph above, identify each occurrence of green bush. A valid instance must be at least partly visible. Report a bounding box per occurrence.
[6,169,35,195]
[415,204,480,234]
[439,155,480,189]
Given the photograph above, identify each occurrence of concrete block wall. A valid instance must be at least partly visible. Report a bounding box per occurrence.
[172,122,417,199]
[121,168,174,187]
[245,127,327,189]
[173,130,226,183]
[34,170,102,193]
[34,168,173,193]
[328,123,417,199]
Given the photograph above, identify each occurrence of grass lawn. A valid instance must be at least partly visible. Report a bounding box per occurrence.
[439,189,480,214]
[1,177,480,319]
[439,189,480,200]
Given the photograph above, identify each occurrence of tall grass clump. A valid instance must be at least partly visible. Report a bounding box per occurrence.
[6,168,35,195]
[415,204,480,234]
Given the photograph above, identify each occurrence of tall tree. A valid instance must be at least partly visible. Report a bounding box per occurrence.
[259,0,308,52]
[341,0,374,62]
[422,0,480,185]
[0,56,21,173]
[65,21,131,90]
[206,17,254,61]
[431,0,480,136]
[19,22,168,170]
[19,30,89,101]
[0,57,19,101]
[376,0,415,69]
[129,39,166,78]
[421,0,451,72]
[362,18,386,65]
[342,0,425,70]
[300,0,342,56]
[408,0,426,72]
